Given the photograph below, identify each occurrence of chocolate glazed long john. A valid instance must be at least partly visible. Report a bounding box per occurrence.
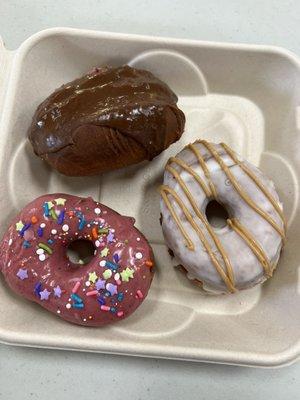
[28,65,185,176]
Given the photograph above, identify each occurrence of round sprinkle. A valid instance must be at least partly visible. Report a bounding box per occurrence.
[95,240,100,248]
[39,254,46,261]
[66,303,71,309]
[136,237,141,242]
[85,281,91,287]
[8,239,13,246]
[94,208,101,215]
[114,273,120,281]
[51,229,57,235]
[87,224,91,228]
[40,223,46,228]
[57,309,61,314]
[135,252,143,259]
[62,224,69,232]
[83,318,87,322]
[36,248,44,255]
[99,260,106,267]
[145,260,153,268]
[31,216,38,224]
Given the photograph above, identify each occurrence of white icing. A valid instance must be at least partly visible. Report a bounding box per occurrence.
[161,142,284,293]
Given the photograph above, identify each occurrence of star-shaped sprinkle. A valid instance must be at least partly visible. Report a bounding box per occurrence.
[55,198,67,206]
[53,285,62,298]
[120,267,135,282]
[16,221,24,231]
[16,268,28,280]
[47,201,54,209]
[40,289,51,300]
[107,231,114,243]
[95,279,106,291]
[106,283,118,296]
[88,271,98,283]
[103,269,112,280]
[100,247,110,257]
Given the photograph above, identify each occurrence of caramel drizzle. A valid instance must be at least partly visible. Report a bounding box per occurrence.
[188,143,218,198]
[159,185,235,292]
[199,140,285,239]
[167,157,211,197]
[227,218,272,277]
[221,142,287,233]
[160,185,194,251]
[166,164,235,287]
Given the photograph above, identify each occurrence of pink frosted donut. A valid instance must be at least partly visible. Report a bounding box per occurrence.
[0,194,154,326]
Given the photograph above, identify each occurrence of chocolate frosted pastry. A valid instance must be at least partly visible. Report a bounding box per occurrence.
[28,65,185,176]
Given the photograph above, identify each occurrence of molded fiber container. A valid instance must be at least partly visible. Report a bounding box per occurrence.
[0,28,299,367]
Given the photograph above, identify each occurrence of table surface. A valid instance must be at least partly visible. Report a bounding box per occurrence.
[0,1,299,399]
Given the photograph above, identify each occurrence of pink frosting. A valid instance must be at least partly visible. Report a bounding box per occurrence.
[0,194,154,326]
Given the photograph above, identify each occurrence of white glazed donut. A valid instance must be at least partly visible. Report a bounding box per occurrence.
[159,140,286,294]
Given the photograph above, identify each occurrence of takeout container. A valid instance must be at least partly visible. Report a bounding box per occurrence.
[0,28,299,367]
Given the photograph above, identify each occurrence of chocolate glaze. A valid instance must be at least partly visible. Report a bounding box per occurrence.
[0,194,154,327]
[28,65,185,176]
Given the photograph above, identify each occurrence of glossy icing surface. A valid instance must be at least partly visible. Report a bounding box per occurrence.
[0,194,154,326]
[28,65,185,175]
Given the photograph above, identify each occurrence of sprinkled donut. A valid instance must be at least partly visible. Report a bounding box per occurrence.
[0,194,154,326]
[160,140,286,294]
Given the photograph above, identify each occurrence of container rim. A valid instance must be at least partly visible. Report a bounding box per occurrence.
[0,325,299,368]
[13,27,300,68]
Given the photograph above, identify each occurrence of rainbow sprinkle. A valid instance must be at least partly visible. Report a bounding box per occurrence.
[9,196,151,324]
[72,281,81,293]
[57,210,65,225]
[43,202,49,217]
[72,303,84,309]
[105,261,119,271]
[38,242,53,254]
[71,293,83,303]
[50,208,57,220]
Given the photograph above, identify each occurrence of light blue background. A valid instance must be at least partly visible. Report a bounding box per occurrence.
[0,1,299,399]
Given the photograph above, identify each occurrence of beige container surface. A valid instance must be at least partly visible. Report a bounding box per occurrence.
[0,28,299,367]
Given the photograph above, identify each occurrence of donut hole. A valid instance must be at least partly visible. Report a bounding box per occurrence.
[67,240,95,265]
[205,200,229,229]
